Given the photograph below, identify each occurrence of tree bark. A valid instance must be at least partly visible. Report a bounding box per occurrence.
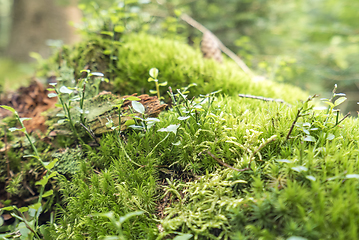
[5,0,81,62]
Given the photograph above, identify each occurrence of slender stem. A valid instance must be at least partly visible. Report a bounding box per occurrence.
[116,130,143,168]
[332,112,350,128]
[147,133,170,158]
[17,209,41,239]
[156,81,160,100]
[207,151,249,172]
[248,135,277,168]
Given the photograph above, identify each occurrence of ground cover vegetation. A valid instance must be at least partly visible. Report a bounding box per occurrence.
[1,1,359,240]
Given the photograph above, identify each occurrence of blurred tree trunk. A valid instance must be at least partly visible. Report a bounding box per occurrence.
[5,0,81,62]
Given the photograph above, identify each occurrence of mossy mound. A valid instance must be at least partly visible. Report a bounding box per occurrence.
[49,93,359,239]
[45,33,307,102]
[5,33,357,239]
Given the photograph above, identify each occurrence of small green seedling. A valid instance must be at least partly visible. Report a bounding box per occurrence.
[148,68,167,100]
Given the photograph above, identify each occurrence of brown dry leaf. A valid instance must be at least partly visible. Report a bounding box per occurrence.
[0,79,57,133]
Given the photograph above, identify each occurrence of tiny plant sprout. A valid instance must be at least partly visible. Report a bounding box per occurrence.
[148,68,167,100]
[149,68,158,79]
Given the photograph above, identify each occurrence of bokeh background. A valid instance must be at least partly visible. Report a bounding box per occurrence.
[0,0,359,113]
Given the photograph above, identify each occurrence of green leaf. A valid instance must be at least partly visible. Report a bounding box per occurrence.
[158,81,168,86]
[148,77,156,82]
[125,119,136,126]
[35,172,57,186]
[29,202,41,211]
[323,101,334,108]
[276,159,292,163]
[114,25,125,33]
[145,118,160,122]
[303,135,316,142]
[1,206,14,211]
[0,217,3,227]
[100,31,114,37]
[306,176,316,181]
[103,49,112,55]
[40,225,52,240]
[292,166,308,172]
[18,222,31,238]
[89,72,104,77]
[172,141,181,146]
[18,207,29,213]
[287,237,308,240]
[326,133,335,140]
[29,52,43,62]
[44,158,58,170]
[57,119,68,124]
[187,83,197,88]
[47,93,58,98]
[149,68,159,78]
[334,97,347,107]
[8,127,26,133]
[149,89,157,94]
[158,124,180,134]
[178,116,190,121]
[59,86,73,94]
[0,105,17,114]
[42,190,54,198]
[119,211,144,224]
[132,101,145,114]
[173,233,193,240]
[19,118,31,123]
[101,236,120,240]
[129,125,144,130]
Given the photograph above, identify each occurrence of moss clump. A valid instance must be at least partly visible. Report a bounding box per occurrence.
[47,90,359,239]
[43,33,307,103]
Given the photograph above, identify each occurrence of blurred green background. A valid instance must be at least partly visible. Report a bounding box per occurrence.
[0,0,359,113]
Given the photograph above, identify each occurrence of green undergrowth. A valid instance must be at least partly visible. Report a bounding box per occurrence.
[3,32,359,239]
[46,93,359,239]
[40,33,307,103]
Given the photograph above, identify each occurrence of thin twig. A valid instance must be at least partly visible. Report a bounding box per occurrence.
[23,180,35,196]
[285,94,318,141]
[248,135,277,168]
[286,108,301,140]
[238,94,292,107]
[206,151,249,172]
[80,122,100,146]
[180,14,252,75]
[333,112,350,128]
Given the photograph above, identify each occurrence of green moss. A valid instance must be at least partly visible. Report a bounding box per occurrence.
[48,91,359,239]
[42,33,307,103]
[15,33,359,239]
